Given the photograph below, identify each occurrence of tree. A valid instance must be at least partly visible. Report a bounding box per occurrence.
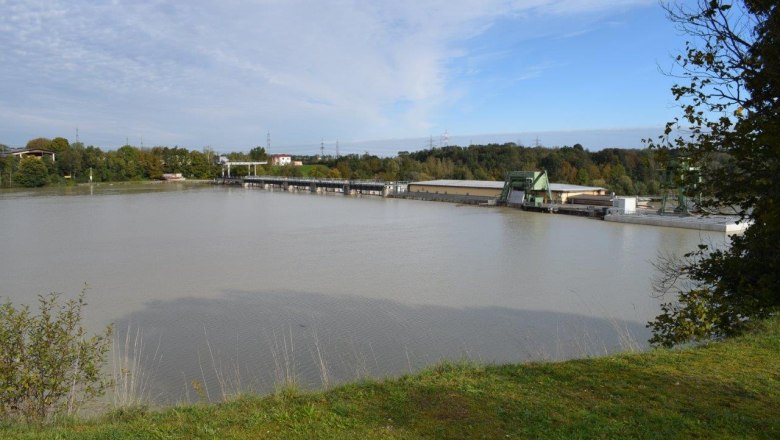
[25,138,52,151]
[0,292,112,422]
[575,167,591,185]
[83,146,107,182]
[189,150,216,178]
[308,165,329,178]
[0,146,13,187]
[49,137,70,153]
[114,145,142,180]
[648,1,779,346]
[249,146,267,161]
[14,157,49,187]
[56,142,83,180]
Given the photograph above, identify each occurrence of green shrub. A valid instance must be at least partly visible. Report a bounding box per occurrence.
[0,292,112,422]
[13,157,49,187]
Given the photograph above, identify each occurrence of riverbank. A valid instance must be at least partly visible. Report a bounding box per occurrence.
[4,316,778,439]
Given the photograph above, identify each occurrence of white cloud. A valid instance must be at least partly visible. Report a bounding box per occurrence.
[0,0,658,150]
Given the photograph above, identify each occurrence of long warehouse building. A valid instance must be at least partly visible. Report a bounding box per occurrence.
[407,179,607,204]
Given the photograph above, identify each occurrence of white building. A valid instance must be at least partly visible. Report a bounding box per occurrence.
[270,154,292,166]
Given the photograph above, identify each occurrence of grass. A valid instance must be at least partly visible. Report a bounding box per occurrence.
[3,316,779,439]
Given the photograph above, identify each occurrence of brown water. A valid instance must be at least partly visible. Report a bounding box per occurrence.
[0,183,723,403]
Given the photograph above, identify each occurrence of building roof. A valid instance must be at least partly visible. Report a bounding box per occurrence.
[411,179,505,189]
[3,148,56,156]
[410,179,605,193]
[548,183,606,192]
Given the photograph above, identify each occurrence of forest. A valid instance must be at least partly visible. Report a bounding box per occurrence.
[1,136,675,196]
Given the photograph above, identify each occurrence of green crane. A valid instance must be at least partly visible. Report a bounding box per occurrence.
[657,161,701,215]
[498,170,554,207]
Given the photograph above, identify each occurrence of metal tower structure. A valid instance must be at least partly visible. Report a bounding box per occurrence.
[498,170,554,207]
[657,160,701,215]
[440,130,449,147]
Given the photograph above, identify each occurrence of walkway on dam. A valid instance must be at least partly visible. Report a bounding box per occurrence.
[215,175,408,197]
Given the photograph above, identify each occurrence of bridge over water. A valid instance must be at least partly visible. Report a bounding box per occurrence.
[215,175,408,197]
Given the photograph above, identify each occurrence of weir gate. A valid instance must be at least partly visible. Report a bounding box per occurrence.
[215,176,408,197]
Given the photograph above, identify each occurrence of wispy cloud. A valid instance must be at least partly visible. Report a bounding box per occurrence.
[0,0,659,150]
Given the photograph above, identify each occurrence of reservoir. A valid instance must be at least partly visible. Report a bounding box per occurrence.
[0,184,724,404]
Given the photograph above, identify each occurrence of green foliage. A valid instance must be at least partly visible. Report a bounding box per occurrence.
[249,146,267,161]
[14,157,49,187]
[0,153,15,188]
[276,164,303,177]
[648,1,780,346]
[306,165,330,178]
[4,139,226,184]
[0,292,112,422]
[49,137,69,153]
[25,138,52,151]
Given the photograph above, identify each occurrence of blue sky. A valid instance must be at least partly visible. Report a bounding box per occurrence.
[0,0,688,155]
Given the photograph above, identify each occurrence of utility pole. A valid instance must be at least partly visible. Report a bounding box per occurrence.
[266,131,271,155]
[320,138,325,159]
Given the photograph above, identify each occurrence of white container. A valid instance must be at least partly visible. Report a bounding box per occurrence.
[613,197,637,214]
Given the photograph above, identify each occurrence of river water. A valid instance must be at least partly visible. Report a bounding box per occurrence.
[0,183,723,404]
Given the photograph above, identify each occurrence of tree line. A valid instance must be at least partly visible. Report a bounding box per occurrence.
[2,135,700,196]
[0,138,227,187]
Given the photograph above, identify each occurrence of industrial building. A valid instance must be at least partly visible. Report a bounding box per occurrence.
[407,179,606,204]
[3,148,57,162]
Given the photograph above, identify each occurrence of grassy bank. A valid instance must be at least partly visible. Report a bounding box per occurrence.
[4,317,779,439]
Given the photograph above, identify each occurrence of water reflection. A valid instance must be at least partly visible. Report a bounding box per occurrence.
[115,290,649,404]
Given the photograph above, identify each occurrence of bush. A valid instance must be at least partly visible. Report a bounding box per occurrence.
[0,292,112,422]
[13,157,49,187]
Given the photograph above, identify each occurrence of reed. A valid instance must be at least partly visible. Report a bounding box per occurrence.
[265,325,299,393]
[117,313,644,408]
[110,325,162,408]
[309,327,331,390]
[202,326,244,401]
